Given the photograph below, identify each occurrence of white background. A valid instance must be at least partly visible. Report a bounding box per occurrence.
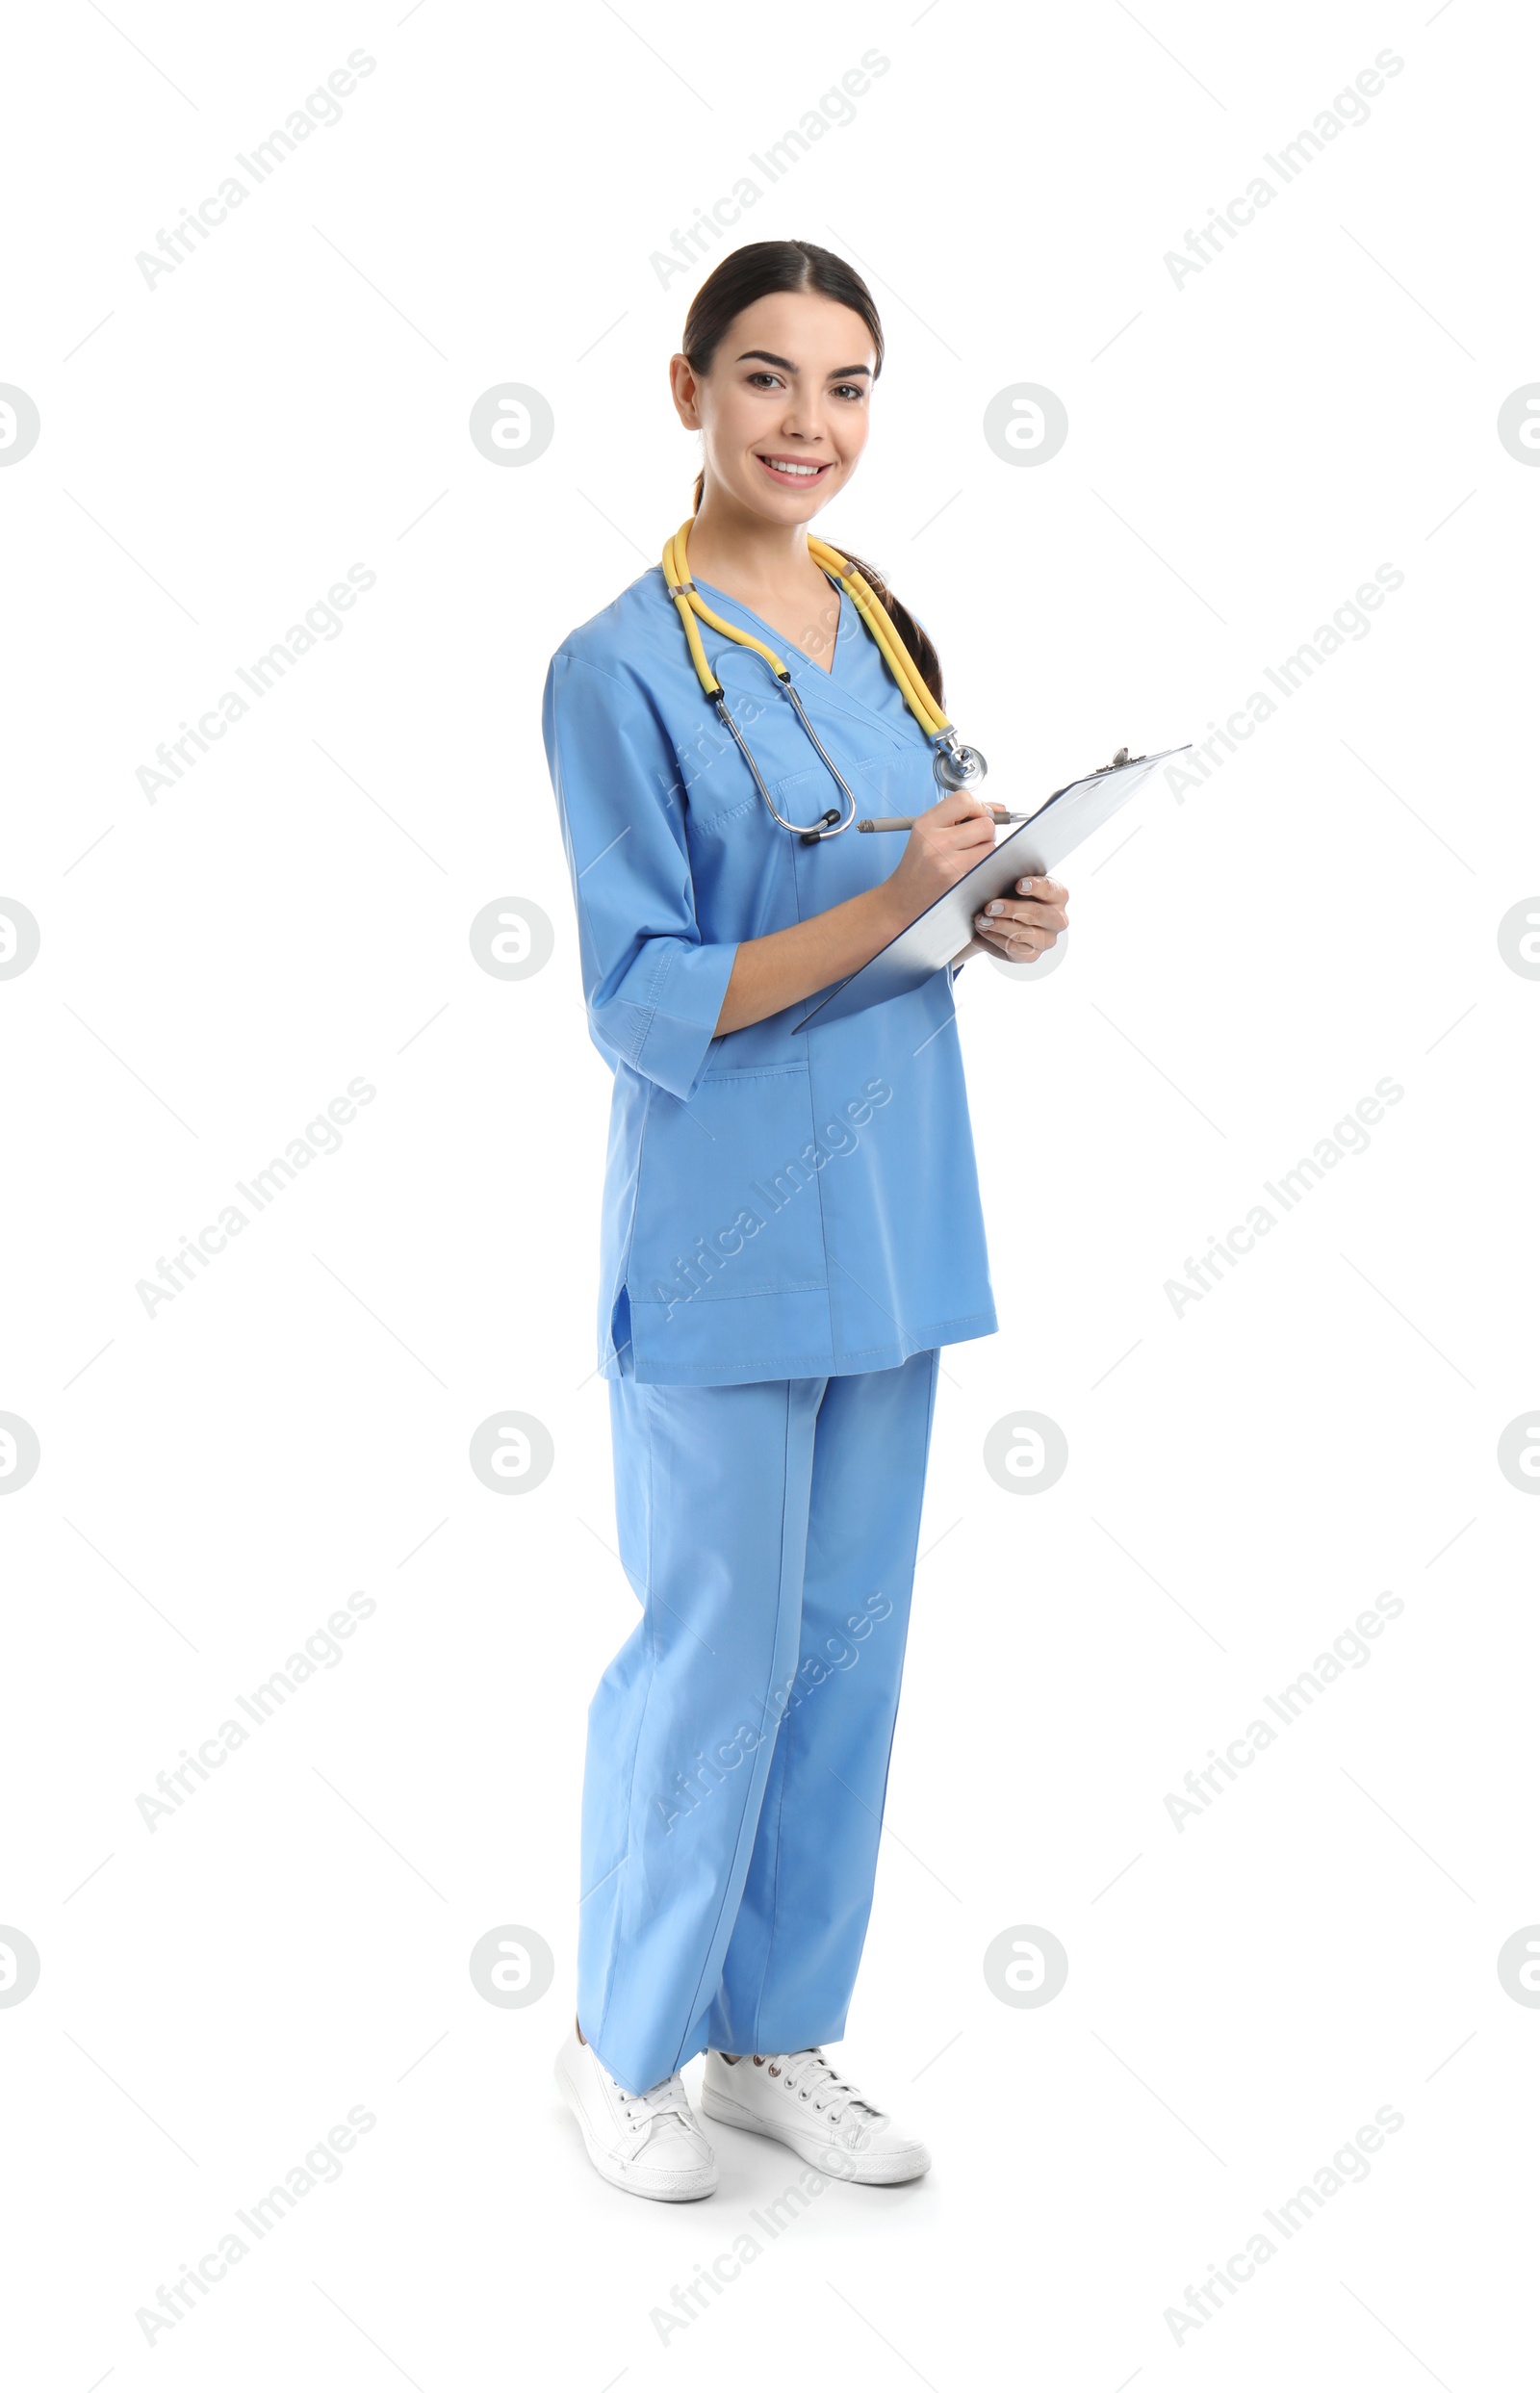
[3,0,1536,2385]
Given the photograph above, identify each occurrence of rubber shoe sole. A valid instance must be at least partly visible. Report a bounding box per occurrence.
[700,2080,930,2185]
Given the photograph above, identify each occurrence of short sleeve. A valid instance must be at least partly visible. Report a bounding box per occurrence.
[543,651,739,1103]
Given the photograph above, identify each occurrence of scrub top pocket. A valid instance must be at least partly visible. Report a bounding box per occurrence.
[628,1062,831,1306]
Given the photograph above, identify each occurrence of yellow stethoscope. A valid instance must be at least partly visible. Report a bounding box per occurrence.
[662,521,987,843]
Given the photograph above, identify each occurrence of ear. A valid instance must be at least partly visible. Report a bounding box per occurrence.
[669,352,704,431]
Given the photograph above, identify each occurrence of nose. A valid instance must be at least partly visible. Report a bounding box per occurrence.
[777,395,829,447]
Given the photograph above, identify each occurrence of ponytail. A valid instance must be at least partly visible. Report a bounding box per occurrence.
[825,544,946,714]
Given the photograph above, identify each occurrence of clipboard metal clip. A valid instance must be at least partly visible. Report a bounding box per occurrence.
[1094,746,1144,775]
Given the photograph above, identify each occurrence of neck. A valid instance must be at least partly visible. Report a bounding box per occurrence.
[684,485,820,596]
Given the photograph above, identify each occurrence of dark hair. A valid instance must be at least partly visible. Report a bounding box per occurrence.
[680,239,944,709]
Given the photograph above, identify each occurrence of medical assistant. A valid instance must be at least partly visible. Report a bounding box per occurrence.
[542,560,999,1387]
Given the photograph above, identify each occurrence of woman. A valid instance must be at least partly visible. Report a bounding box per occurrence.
[543,239,1068,2200]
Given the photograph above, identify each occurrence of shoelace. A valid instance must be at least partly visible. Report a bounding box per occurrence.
[611,2068,699,2158]
[776,2048,884,2130]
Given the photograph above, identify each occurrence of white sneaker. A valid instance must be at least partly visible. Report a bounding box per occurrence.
[701,2046,931,2185]
[554,2025,717,2201]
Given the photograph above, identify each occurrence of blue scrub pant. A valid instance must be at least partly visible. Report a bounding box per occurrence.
[578,1349,940,2097]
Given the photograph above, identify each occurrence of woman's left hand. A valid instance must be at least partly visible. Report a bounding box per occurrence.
[956,873,1069,965]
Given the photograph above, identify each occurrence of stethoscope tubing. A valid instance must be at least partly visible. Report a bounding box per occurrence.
[663,520,985,843]
[711,672,857,842]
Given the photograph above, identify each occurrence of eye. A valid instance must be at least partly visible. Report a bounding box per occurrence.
[832,383,867,403]
[746,371,784,390]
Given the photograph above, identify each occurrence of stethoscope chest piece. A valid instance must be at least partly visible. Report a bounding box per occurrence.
[932,739,988,794]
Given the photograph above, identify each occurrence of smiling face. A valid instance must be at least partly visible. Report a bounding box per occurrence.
[670,288,877,526]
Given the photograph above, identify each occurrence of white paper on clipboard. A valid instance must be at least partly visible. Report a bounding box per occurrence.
[793,743,1189,1033]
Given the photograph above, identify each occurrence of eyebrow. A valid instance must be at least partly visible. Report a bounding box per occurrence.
[734,349,872,378]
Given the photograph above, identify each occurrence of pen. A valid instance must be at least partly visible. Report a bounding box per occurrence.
[858,749,1149,831]
[856,805,1032,832]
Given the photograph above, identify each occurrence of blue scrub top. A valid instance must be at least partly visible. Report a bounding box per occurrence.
[543,560,998,1387]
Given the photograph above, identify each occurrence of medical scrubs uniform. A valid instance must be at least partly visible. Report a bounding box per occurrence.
[544,559,997,2096]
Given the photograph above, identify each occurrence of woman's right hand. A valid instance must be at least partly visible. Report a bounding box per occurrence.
[883,788,998,927]
[714,790,998,1036]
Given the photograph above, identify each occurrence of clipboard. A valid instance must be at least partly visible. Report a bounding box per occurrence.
[794,743,1189,1032]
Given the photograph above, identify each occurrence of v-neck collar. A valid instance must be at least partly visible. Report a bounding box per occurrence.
[691,570,845,680]
[660,564,920,755]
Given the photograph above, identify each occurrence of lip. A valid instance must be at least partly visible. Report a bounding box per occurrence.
[754,453,834,483]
